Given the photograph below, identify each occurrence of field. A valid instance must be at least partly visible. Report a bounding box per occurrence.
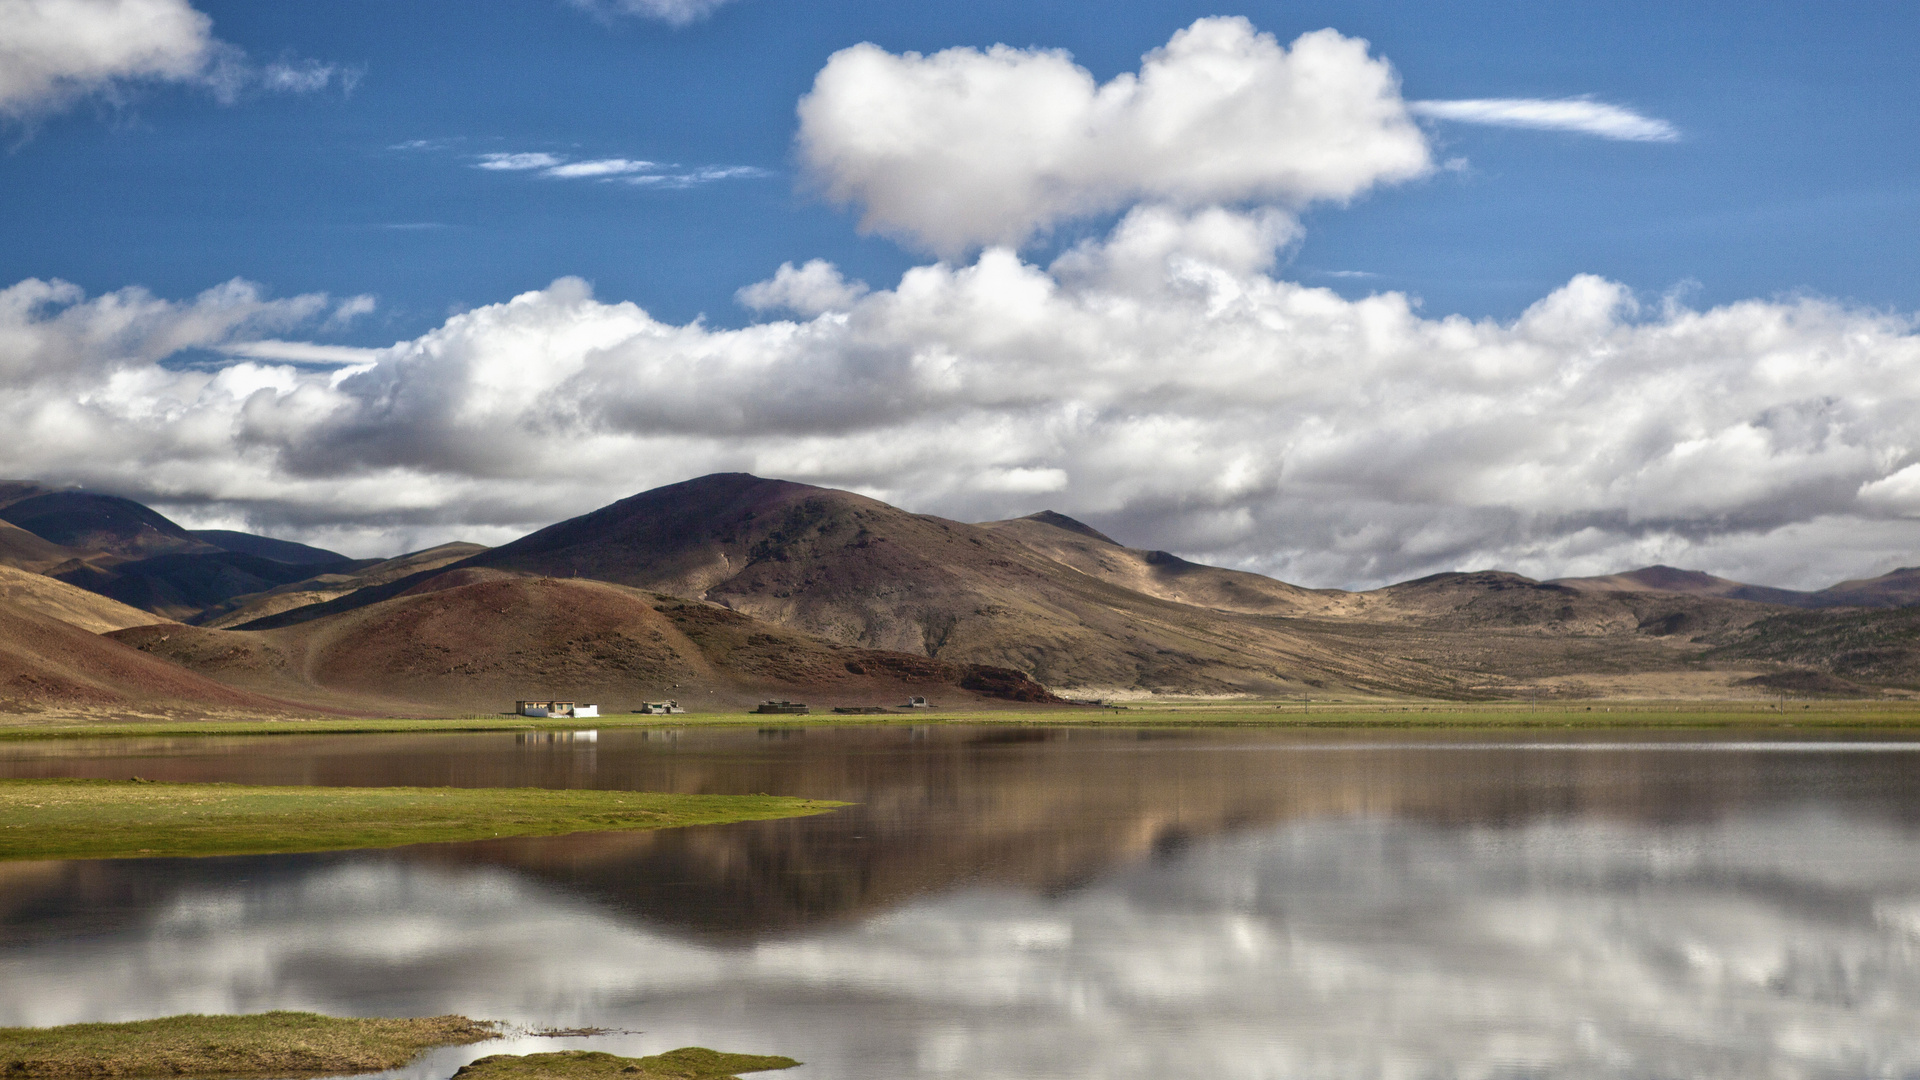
[0,1012,497,1079]
[0,779,845,861]
[3,698,1920,743]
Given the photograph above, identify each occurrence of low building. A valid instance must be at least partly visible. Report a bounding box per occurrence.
[904,696,930,708]
[755,700,810,715]
[516,700,598,718]
[635,700,685,714]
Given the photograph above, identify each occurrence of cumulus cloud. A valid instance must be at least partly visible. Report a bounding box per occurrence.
[5,203,1920,587]
[0,0,355,120]
[1411,97,1679,141]
[796,18,1432,257]
[0,0,214,117]
[735,259,869,316]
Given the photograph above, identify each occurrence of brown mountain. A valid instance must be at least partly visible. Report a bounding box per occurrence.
[201,542,487,628]
[976,511,1352,616]
[0,596,292,716]
[0,565,167,634]
[113,574,1055,716]
[234,474,1799,699]
[336,473,1470,695]
[1810,566,1920,608]
[1551,565,1821,607]
[0,519,95,574]
[0,491,222,559]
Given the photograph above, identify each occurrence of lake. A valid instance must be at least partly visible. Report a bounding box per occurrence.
[2,725,1918,1079]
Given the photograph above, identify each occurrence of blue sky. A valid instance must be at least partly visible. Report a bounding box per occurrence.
[4,0,1920,590]
[6,0,1917,340]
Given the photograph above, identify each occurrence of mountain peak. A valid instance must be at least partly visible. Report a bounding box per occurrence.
[1019,510,1118,545]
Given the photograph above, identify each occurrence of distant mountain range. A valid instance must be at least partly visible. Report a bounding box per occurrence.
[2,473,1919,715]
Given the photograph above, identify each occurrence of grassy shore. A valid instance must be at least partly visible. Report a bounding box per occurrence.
[1,700,1918,742]
[0,779,844,861]
[453,1047,799,1079]
[0,1012,498,1079]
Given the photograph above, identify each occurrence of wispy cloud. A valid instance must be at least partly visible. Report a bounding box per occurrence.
[1410,97,1679,142]
[544,158,657,178]
[470,151,769,186]
[474,152,564,171]
[567,0,740,28]
[261,58,361,96]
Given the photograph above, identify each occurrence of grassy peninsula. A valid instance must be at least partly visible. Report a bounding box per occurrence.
[0,779,844,861]
[453,1047,800,1079]
[0,1012,497,1079]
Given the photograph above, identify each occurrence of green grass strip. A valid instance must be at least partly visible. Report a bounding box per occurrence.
[454,1047,800,1080]
[0,779,845,861]
[0,1011,498,1079]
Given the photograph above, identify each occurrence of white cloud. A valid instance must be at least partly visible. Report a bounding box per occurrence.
[260,57,359,96]
[0,0,215,117]
[796,18,1432,257]
[543,157,657,178]
[1411,97,1679,141]
[735,259,869,316]
[216,340,383,365]
[5,206,1920,586]
[567,0,738,27]
[470,152,767,186]
[475,152,564,171]
[0,0,357,120]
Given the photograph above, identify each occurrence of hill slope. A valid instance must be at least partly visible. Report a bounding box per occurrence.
[0,492,221,559]
[978,511,1351,616]
[203,542,486,628]
[0,565,169,634]
[114,575,1055,715]
[0,597,289,715]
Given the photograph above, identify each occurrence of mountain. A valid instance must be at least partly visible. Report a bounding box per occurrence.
[0,491,221,559]
[976,511,1351,616]
[250,473,1473,695]
[1551,565,1822,607]
[49,550,361,623]
[114,574,1055,716]
[200,542,485,628]
[0,564,165,634]
[0,596,288,716]
[188,529,349,565]
[0,519,95,573]
[236,474,1804,699]
[1809,567,1920,608]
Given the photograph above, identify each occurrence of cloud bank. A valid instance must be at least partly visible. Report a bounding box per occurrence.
[0,0,352,120]
[1412,97,1679,141]
[0,16,1909,589]
[797,19,1431,257]
[5,206,1920,588]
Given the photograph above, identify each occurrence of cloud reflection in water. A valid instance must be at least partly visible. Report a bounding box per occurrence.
[4,808,1918,1079]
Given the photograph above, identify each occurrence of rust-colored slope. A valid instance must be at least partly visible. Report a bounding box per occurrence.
[429,474,1427,695]
[979,511,1351,616]
[0,597,284,713]
[113,576,1056,715]
[0,564,165,634]
[201,541,487,628]
[0,520,94,573]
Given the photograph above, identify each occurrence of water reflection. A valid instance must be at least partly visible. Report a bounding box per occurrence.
[2,728,1919,1078]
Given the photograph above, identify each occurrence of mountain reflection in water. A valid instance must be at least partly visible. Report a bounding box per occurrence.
[2,727,1918,1079]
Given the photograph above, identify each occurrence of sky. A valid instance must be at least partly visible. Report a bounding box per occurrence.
[3,0,1920,590]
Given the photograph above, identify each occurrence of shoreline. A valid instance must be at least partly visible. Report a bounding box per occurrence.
[3,700,1920,741]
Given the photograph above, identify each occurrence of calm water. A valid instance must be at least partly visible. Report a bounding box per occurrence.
[3,725,1919,1080]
